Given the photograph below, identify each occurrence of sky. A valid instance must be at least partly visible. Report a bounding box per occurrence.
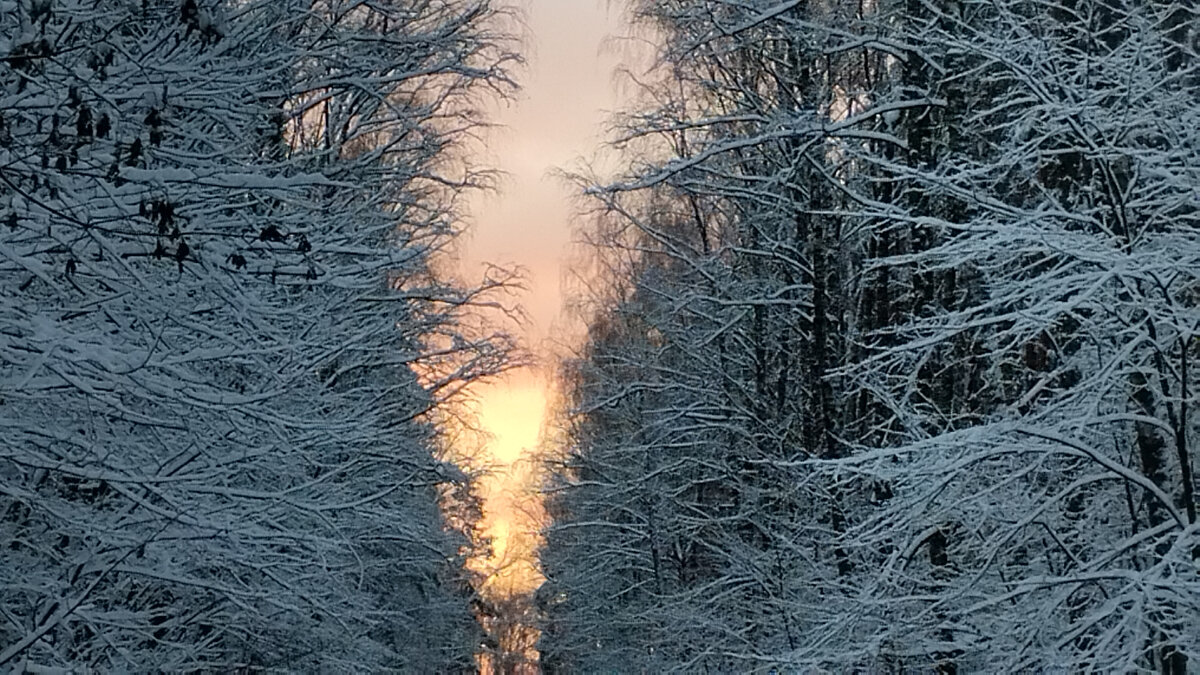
[459,0,629,596]
[464,0,624,343]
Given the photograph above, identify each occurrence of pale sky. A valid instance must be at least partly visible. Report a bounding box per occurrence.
[464,0,624,347]
[460,0,628,596]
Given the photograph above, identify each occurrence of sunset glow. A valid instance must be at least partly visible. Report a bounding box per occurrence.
[468,375,549,673]
[470,373,548,598]
[459,0,621,595]
[477,378,547,466]
[455,2,628,669]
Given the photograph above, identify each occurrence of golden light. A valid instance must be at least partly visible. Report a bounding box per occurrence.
[468,372,549,673]
[454,2,630,670]
[477,378,547,466]
[470,372,548,598]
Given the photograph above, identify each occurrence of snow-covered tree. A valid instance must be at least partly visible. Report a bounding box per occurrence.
[543,0,1197,671]
[823,0,1199,670]
[542,0,877,668]
[1,0,518,670]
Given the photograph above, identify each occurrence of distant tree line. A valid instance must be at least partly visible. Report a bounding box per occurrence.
[1,0,518,670]
[540,0,1198,671]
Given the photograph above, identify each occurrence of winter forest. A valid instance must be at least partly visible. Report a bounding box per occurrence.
[0,0,1196,673]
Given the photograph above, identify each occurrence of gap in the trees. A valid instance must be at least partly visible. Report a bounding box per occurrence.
[468,372,548,673]
[455,0,628,671]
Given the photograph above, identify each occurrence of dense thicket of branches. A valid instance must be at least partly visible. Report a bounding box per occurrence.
[1,0,517,670]
[542,0,1198,671]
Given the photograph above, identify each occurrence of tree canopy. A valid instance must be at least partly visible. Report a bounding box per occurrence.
[541,0,1198,671]
[1,0,519,670]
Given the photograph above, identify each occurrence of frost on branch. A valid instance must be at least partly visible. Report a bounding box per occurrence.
[1,0,518,670]
[542,0,1198,672]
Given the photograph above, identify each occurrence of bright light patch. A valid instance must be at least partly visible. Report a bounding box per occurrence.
[477,380,547,465]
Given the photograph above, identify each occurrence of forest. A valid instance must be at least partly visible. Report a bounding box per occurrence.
[540,0,1198,672]
[0,0,520,670]
[1,0,1196,673]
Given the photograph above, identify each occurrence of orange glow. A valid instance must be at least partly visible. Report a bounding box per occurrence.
[477,380,546,466]
[468,372,548,672]
[469,371,548,598]
[455,1,630,671]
